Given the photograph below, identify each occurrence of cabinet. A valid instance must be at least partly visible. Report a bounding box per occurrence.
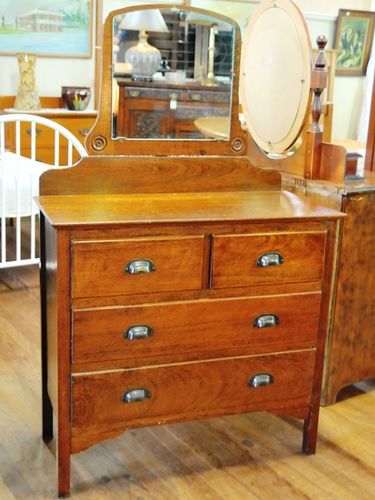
[116,79,230,138]
[1,109,96,163]
[37,183,341,496]
[282,172,375,405]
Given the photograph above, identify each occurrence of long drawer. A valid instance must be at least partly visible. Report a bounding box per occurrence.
[212,231,326,288]
[72,235,205,298]
[72,292,321,365]
[71,350,315,451]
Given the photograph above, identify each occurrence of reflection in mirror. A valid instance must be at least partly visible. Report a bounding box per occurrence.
[111,7,235,140]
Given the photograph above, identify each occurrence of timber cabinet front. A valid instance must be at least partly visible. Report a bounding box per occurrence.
[38,190,341,496]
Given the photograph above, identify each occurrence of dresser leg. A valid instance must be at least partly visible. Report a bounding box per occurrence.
[57,447,71,498]
[302,409,319,454]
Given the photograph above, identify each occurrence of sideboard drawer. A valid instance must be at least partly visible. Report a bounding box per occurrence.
[72,292,321,365]
[71,350,315,451]
[72,236,205,298]
[212,231,326,289]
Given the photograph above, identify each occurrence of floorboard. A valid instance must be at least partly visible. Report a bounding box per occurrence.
[1,266,374,499]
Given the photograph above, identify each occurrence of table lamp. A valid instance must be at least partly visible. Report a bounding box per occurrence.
[119,9,169,82]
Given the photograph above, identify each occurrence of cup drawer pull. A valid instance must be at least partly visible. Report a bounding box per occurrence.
[256,252,284,267]
[253,314,280,329]
[122,388,151,404]
[125,259,156,274]
[248,373,274,388]
[124,325,153,340]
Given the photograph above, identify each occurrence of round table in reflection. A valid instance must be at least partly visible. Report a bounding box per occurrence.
[194,116,230,139]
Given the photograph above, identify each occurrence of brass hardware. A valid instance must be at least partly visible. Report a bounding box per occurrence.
[248,373,274,388]
[26,127,42,137]
[78,127,90,137]
[256,252,284,267]
[253,314,279,329]
[122,388,151,403]
[191,93,202,101]
[129,90,140,97]
[124,325,153,340]
[125,259,156,274]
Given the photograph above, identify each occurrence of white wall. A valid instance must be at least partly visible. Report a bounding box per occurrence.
[0,0,373,138]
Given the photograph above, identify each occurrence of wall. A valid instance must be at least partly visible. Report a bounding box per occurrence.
[0,0,373,139]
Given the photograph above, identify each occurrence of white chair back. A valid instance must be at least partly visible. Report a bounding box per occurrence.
[0,113,88,268]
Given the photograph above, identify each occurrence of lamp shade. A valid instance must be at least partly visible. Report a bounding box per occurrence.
[119,9,169,33]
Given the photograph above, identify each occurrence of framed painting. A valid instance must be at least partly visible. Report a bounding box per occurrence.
[334,9,375,76]
[0,0,92,58]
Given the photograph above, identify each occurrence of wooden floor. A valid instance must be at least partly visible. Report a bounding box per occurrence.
[1,266,375,500]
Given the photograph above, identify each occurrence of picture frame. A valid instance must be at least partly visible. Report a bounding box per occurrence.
[334,9,375,76]
[0,0,92,58]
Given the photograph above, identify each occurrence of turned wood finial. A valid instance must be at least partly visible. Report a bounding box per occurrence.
[309,35,328,133]
[304,35,329,180]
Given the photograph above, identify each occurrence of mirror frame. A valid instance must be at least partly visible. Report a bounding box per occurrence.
[86,3,248,156]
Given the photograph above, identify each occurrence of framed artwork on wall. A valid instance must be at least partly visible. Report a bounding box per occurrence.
[0,0,92,58]
[334,9,375,76]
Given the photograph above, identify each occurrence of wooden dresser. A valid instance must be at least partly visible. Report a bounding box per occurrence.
[1,100,96,163]
[116,79,230,138]
[37,160,342,497]
[36,2,345,496]
[282,172,375,405]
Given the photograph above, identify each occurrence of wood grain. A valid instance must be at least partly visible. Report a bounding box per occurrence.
[324,192,375,404]
[72,236,205,298]
[72,292,321,367]
[36,191,342,228]
[71,350,315,452]
[212,231,326,288]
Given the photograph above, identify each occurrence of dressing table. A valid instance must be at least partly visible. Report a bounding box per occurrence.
[36,2,343,496]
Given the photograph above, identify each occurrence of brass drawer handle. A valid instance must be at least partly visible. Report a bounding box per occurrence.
[248,373,274,388]
[253,314,279,329]
[124,325,153,340]
[125,259,156,274]
[129,90,140,97]
[122,388,151,403]
[191,93,202,101]
[256,252,284,267]
[26,127,42,136]
[78,127,90,137]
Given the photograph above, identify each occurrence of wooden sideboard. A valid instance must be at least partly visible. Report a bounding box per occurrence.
[115,79,230,139]
[0,96,96,163]
[282,172,375,405]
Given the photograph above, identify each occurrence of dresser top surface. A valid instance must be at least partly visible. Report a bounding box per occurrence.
[36,191,343,228]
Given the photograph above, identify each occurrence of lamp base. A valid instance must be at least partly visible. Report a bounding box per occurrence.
[125,31,161,82]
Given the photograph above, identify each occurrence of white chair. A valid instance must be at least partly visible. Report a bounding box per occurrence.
[0,113,88,268]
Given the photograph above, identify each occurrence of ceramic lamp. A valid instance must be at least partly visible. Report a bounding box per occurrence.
[119,9,169,81]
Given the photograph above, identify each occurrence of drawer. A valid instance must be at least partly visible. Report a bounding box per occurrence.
[72,236,205,298]
[72,292,321,365]
[71,350,315,451]
[212,231,326,289]
[55,117,95,144]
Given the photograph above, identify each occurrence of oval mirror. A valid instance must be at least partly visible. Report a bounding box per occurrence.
[240,0,312,156]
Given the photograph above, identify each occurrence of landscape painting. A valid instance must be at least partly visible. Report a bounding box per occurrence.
[0,0,92,57]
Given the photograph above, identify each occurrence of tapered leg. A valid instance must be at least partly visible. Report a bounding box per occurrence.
[302,407,319,455]
[57,442,71,498]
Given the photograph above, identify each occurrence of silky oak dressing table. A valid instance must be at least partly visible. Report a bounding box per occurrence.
[36,2,344,497]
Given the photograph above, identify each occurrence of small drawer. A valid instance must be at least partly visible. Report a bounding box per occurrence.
[212,231,326,289]
[72,292,321,365]
[71,350,315,452]
[72,235,205,298]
